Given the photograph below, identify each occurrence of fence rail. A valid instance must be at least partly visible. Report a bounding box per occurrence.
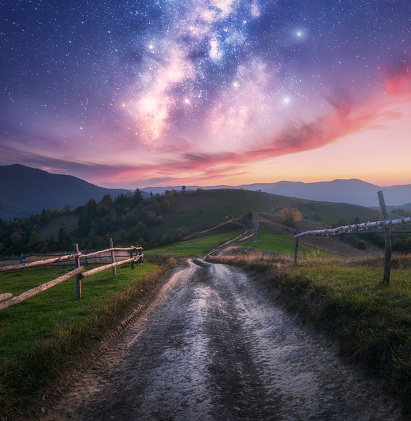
[294,217,411,238]
[0,239,143,311]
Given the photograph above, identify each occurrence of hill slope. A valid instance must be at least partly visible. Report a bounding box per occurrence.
[0,164,132,221]
[142,179,411,208]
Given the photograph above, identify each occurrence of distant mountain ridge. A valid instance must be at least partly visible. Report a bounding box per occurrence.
[0,164,133,221]
[1,164,410,221]
[142,179,411,208]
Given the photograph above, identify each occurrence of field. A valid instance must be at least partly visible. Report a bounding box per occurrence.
[240,228,332,258]
[147,230,240,256]
[159,189,269,234]
[297,201,379,225]
[0,263,165,416]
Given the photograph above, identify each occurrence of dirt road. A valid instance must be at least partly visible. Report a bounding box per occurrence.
[43,260,403,420]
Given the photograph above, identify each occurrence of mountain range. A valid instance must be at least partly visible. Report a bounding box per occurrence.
[0,164,132,221]
[1,164,410,221]
[143,179,411,209]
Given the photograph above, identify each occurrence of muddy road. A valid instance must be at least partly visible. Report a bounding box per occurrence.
[43,260,403,420]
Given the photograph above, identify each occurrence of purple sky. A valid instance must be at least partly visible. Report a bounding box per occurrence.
[1,1,410,188]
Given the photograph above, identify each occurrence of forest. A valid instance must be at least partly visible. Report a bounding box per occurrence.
[0,188,185,256]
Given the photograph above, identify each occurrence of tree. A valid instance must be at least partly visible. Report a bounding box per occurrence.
[133,188,143,206]
[281,207,302,227]
[160,233,173,246]
[100,194,113,209]
[136,221,146,237]
[29,230,43,251]
[151,201,161,216]
[174,228,185,243]
[182,185,186,194]
[40,209,50,225]
[160,199,171,213]
[10,231,22,252]
[58,223,68,244]
[63,204,72,214]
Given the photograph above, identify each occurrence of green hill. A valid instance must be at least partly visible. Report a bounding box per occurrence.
[0,186,391,257]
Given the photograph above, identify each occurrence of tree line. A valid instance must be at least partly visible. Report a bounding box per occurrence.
[0,188,186,256]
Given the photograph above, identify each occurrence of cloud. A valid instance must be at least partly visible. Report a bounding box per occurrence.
[2,69,409,189]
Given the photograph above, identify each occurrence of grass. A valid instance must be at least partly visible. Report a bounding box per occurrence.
[298,202,378,226]
[207,252,411,415]
[0,262,166,418]
[240,228,332,258]
[161,189,269,233]
[146,230,240,256]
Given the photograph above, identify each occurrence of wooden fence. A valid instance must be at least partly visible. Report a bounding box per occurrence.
[293,191,411,284]
[0,239,143,311]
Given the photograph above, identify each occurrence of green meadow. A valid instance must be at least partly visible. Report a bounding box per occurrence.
[147,230,239,256]
[240,228,332,258]
[0,262,165,417]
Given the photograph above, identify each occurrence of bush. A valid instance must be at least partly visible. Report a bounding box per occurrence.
[281,207,302,228]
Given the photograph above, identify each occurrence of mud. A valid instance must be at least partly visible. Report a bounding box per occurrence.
[41,260,404,420]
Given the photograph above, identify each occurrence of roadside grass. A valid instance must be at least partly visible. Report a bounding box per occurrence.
[146,230,239,256]
[0,262,165,418]
[207,252,411,414]
[240,229,332,258]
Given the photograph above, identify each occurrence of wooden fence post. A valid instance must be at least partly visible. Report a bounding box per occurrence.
[294,226,299,265]
[130,246,134,270]
[377,191,392,285]
[74,244,81,299]
[109,238,116,276]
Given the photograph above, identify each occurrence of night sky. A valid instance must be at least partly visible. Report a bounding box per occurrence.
[1,0,410,188]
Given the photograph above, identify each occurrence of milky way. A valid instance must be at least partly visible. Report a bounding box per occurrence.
[0,1,410,187]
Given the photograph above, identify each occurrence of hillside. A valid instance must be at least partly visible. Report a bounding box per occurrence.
[1,186,403,258]
[142,179,411,208]
[0,164,133,221]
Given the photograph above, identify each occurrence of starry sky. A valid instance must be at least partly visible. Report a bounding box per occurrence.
[1,0,410,189]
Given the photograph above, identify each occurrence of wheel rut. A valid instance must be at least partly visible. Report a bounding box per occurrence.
[41,260,404,420]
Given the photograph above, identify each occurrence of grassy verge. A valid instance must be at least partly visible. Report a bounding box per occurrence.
[240,228,332,258]
[146,231,239,256]
[0,262,166,418]
[207,252,411,415]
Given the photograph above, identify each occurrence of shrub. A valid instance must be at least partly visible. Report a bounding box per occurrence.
[281,207,302,228]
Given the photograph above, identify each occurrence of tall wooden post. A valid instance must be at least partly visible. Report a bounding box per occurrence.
[294,226,299,265]
[130,246,134,270]
[378,191,391,285]
[74,244,81,299]
[109,238,116,276]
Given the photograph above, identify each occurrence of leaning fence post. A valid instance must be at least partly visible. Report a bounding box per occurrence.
[377,191,392,285]
[109,238,116,276]
[294,226,299,265]
[74,244,81,299]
